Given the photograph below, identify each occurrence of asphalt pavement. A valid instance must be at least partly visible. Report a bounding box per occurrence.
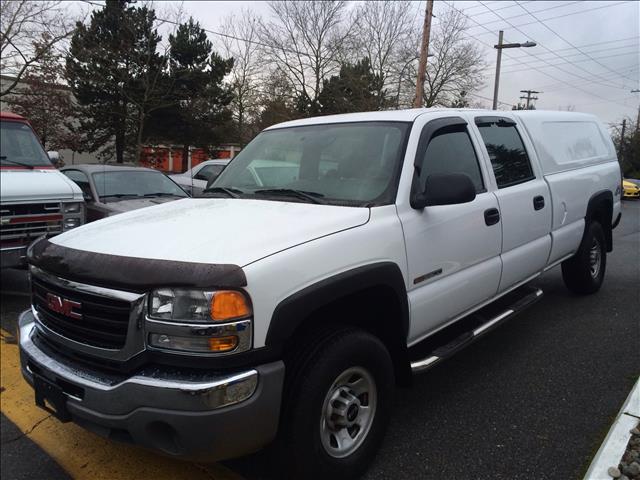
[1,200,639,480]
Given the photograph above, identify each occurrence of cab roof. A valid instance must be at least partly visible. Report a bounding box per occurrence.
[0,111,27,121]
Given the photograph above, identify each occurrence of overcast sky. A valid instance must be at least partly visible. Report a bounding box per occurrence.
[74,1,639,126]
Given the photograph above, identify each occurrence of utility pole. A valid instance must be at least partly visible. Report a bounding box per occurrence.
[619,119,626,160]
[492,31,536,110]
[413,0,434,108]
[519,89,540,109]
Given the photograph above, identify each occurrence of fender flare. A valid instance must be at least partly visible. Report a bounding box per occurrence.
[265,262,409,347]
[585,190,613,251]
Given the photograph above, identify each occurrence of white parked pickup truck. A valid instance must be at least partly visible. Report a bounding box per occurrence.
[18,109,621,479]
[0,112,85,268]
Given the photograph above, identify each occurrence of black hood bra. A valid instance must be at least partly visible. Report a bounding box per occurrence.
[27,238,247,293]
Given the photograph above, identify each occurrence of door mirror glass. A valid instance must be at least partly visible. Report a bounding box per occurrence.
[412,173,476,208]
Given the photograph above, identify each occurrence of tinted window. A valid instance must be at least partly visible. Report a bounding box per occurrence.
[477,121,534,188]
[214,122,410,206]
[0,121,51,167]
[195,164,225,182]
[63,170,93,199]
[92,171,188,199]
[416,126,484,193]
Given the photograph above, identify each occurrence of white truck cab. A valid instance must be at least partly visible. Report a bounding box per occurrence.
[18,109,621,479]
[0,111,85,268]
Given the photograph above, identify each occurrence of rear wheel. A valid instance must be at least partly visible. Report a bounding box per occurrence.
[561,221,606,294]
[278,327,394,480]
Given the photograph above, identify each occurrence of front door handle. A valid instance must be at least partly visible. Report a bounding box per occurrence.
[484,208,500,226]
[533,195,545,210]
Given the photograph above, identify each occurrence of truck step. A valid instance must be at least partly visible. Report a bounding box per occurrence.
[410,285,543,374]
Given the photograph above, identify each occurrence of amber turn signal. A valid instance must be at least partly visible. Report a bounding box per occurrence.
[210,291,251,321]
[208,335,239,352]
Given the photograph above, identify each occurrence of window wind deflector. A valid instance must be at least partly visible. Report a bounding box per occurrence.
[474,116,517,127]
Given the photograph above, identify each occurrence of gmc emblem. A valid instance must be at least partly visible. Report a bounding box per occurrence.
[46,293,82,320]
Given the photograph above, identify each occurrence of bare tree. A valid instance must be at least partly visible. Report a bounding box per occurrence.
[350,0,417,109]
[258,1,353,114]
[0,0,75,97]
[397,8,486,108]
[221,9,262,145]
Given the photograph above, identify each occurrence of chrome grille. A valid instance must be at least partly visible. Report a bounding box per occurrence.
[32,274,132,349]
[1,203,62,248]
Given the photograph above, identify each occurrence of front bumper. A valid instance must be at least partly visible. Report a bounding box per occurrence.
[1,245,27,268]
[18,310,285,460]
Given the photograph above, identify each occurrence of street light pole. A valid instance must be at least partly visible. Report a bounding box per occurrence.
[492,31,537,110]
[492,31,504,110]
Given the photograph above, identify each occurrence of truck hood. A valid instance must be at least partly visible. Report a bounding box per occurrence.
[0,168,81,202]
[52,198,370,266]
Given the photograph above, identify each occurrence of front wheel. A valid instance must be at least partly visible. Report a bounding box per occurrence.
[561,221,607,294]
[278,327,394,480]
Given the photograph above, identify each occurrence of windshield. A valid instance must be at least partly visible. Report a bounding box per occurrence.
[211,122,410,206]
[0,120,52,167]
[92,171,188,200]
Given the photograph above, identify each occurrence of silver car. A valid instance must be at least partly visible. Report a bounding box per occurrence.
[170,159,230,196]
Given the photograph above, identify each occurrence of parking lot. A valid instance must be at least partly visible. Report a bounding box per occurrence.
[0,200,638,480]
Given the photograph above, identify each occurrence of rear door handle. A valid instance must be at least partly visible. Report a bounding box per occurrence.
[533,196,545,210]
[484,208,500,226]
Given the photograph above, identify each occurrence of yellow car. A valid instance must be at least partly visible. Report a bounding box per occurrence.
[623,179,640,199]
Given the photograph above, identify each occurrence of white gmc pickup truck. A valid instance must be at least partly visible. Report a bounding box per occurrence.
[18,109,621,479]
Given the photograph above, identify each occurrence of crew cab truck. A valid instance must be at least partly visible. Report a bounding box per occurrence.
[18,109,621,479]
[1,111,85,268]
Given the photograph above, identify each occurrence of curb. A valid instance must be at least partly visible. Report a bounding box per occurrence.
[584,378,640,480]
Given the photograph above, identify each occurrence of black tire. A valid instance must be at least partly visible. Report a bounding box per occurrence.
[561,221,607,295]
[278,327,394,480]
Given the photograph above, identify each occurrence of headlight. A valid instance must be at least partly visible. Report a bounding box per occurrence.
[62,202,83,213]
[147,288,252,354]
[149,288,251,323]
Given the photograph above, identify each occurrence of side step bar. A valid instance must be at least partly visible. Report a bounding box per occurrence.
[410,286,543,374]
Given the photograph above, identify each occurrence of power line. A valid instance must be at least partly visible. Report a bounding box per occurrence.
[502,42,639,65]
[477,0,630,88]
[442,0,633,109]
[501,51,639,76]
[515,0,636,82]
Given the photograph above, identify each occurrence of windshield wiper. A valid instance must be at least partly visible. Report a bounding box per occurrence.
[0,156,35,169]
[201,186,243,198]
[143,192,184,197]
[254,188,326,204]
[100,193,141,199]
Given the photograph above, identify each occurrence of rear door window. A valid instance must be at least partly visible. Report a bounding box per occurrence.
[475,118,535,188]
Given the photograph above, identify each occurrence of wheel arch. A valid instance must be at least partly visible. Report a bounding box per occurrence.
[585,190,613,252]
[265,262,412,386]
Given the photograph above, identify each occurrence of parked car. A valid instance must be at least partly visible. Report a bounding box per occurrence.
[61,164,188,222]
[205,159,301,191]
[622,179,640,199]
[19,109,621,479]
[170,159,229,196]
[0,111,84,269]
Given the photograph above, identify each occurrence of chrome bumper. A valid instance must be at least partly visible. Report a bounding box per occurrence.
[18,310,285,459]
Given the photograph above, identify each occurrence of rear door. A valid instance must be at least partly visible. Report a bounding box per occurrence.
[472,116,552,291]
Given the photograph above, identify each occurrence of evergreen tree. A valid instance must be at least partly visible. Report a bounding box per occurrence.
[146,18,234,170]
[66,0,164,163]
[318,58,384,115]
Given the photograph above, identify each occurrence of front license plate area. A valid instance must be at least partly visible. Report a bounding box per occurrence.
[34,374,71,422]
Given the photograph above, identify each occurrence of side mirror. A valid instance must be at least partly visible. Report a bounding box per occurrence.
[47,151,59,161]
[83,192,92,201]
[411,173,476,209]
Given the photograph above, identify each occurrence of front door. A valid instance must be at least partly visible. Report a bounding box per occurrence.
[398,117,503,345]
